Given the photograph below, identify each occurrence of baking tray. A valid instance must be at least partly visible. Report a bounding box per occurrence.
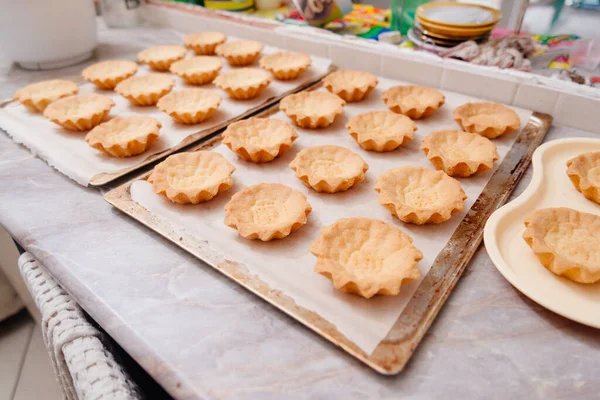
[105,84,552,374]
[89,67,334,186]
[484,138,600,329]
[0,64,335,187]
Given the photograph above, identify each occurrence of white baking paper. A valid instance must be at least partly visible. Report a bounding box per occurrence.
[0,40,331,186]
[130,77,532,355]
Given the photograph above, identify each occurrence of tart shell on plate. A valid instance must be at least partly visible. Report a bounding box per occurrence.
[483,138,600,329]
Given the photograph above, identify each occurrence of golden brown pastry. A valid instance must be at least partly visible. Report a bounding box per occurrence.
[382,85,445,119]
[15,79,78,112]
[85,116,161,157]
[523,207,600,283]
[224,183,312,241]
[169,56,222,85]
[157,89,222,124]
[322,70,378,102]
[138,45,187,71]
[289,145,368,193]
[43,94,114,131]
[566,151,600,205]
[215,40,263,66]
[222,118,298,163]
[310,218,423,298]
[82,60,138,90]
[346,111,416,152]
[148,151,235,204]
[259,52,311,80]
[279,91,345,129]
[374,166,466,225]
[184,32,226,55]
[421,130,499,177]
[453,102,520,139]
[213,68,271,100]
[115,74,175,106]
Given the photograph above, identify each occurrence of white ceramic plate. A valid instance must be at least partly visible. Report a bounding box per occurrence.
[484,138,600,328]
[421,5,496,25]
[407,28,450,52]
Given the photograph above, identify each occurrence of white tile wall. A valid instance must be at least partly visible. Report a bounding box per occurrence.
[328,44,382,74]
[553,93,600,133]
[441,64,519,104]
[381,53,444,87]
[513,82,560,114]
[141,5,285,46]
[282,34,330,58]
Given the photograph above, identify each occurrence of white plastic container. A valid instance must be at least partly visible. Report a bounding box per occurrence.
[0,0,97,70]
[100,0,142,28]
[569,38,600,71]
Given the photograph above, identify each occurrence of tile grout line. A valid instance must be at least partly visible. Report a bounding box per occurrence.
[10,318,35,400]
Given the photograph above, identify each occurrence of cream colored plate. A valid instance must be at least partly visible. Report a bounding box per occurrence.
[484,138,600,328]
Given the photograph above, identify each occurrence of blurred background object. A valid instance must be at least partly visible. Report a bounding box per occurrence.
[0,0,97,70]
[100,0,143,28]
[407,2,501,49]
[291,0,353,26]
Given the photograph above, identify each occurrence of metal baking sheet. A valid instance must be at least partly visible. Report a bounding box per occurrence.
[89,66,334,186]
[105,83,552,374]
[0,61,334,187]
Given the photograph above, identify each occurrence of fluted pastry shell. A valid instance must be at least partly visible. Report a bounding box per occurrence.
[157,89,222,124]
[15,79,78,112]
[85,116,161,157]
[138,45,187,71]
[222,118,298,163]
[322,70,378,102]
[280,91,345,129]
[523,207,600,284]
[421,130,499,177]
[43,94,114,131]
[346,111,416,152]
[224,183,312,241]
[215,40,263,66]
[213,68,271,100]
[169,56,222,85]
[290,145,368,193]
[566,151,600,204]
[81,60,138,90]
[259,52,311,80]
[382,85,445,120]
[310,218,423,298]
[374,166,466,225]
[148,151,235,204]
[453,102,520,139]
[184,32,226,55]
[115,74,175,106]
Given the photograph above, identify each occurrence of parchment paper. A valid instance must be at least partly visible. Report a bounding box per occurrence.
[0,40,331,186]
[130,77,532,355]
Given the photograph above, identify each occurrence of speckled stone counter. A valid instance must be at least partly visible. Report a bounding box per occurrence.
[1,24,599,400]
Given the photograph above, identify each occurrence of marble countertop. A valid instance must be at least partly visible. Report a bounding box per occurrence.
[1,25,600,400]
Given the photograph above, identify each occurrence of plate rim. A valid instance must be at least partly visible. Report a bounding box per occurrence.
[416,2,501,29]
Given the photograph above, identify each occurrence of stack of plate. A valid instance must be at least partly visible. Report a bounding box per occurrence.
[409,2,501,49]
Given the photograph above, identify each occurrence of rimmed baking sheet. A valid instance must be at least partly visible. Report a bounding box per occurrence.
[0,39,333,187]
[484,138,600,329]
[105,78,552,374]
